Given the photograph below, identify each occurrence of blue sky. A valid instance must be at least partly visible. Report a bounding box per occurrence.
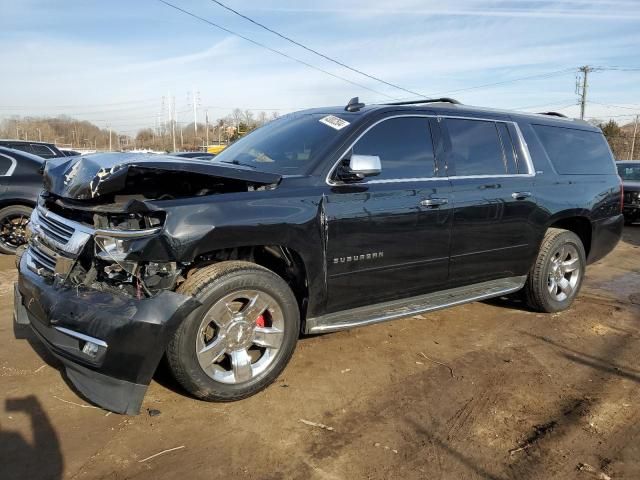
[1,0,639,135]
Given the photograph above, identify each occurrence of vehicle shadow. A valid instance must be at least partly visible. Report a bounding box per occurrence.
[521,331,640,383]
[0,395,63,480]
[482,291,538,313]
[622,225,640,247]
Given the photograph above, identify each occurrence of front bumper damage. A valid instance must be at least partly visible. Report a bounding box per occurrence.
[14,254,199,414]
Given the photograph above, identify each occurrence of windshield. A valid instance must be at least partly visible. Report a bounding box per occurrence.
[213,113,349,174]
[618,163,640,181]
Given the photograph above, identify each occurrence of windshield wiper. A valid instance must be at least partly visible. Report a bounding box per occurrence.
[218,159,256,169]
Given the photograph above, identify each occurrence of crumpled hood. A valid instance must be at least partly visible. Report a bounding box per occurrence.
[623,180,640,191]
[43,153,281,200]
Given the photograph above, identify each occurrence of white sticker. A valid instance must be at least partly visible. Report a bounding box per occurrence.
[319,115,350,130]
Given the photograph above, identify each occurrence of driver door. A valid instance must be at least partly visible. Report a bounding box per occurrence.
[324,115,452,313]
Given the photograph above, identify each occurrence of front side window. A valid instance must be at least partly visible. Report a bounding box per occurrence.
[351,117,436,180]
[446,119,508,176]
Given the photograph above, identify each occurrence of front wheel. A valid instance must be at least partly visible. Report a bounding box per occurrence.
[166,261,300,402]
[524,228,586,313]
[0,205,32,255]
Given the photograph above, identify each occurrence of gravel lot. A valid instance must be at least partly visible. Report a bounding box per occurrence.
[1,227,639,480]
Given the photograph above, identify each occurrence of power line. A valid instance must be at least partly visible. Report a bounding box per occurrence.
[432,68,576,96]
[209,0,430,99]
[157,0,398,100]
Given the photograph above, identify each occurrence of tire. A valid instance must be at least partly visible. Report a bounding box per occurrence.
[524,228,586,313]
[166,261,300,401]
[0,205,32,255]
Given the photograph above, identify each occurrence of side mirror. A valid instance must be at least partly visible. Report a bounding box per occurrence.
[337,154,382,182]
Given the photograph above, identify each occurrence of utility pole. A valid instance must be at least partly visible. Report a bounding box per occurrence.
[577,65,593,120]
[630,115,639,161]
[171,93,177,152]
[108,126,112,151]
[205,110,209,148]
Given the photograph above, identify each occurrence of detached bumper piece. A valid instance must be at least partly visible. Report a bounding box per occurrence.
[15,256,199,415]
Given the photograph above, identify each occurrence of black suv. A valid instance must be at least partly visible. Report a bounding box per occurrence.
[14,99,623,414]
[0,139,67,159]
[617,161,640,224]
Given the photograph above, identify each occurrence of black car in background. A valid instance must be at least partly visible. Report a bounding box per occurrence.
[0,139,67,159]
[617,161,640,224]
[0,147,44,254]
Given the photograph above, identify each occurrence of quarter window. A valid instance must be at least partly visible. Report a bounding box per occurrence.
[351,117,436,180]
[0,155,13,175]
[533,124,615,175]
[446,119,508,176]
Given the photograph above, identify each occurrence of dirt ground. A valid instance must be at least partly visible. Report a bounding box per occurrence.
[1,228,639,480]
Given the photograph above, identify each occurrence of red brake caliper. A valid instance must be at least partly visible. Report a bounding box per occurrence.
[255,314,266,328]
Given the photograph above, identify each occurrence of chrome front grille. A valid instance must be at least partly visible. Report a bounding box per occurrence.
[25,207,93,279]
[37,211,75,245]
[28,241,57,275]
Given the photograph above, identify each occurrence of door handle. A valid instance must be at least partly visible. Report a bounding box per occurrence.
[420,198,449,207]
[511,191,532,200]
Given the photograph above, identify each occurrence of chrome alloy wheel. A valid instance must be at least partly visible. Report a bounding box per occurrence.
[547,244,581,302]
[195,290,285,384]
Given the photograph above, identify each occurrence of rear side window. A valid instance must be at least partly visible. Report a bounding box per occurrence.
[0,154,14,175]
[445,119,509,176]
[352,117,436,180]
[29,144,56,158]
[532,125,615,175]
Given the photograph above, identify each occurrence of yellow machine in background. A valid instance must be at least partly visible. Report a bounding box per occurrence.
[206,144,226,154]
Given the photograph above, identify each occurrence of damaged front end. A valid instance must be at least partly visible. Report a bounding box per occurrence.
[14,153,281,414]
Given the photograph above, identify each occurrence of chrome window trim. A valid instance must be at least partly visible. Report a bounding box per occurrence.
[0,152,17,176]
[325,114,535,186]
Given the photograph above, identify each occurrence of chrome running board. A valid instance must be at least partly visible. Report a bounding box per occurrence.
[305,275,527,334]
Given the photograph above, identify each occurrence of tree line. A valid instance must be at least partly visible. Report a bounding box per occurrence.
[0,108,279,152]
[1,112,637,158]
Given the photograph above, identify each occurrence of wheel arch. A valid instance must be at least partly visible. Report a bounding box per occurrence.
[187,244,310,328]
[546,214,593,258]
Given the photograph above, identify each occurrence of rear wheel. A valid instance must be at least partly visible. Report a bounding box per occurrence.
[524,228,586,313]
[0,205,32,255]
[166,261,300,401]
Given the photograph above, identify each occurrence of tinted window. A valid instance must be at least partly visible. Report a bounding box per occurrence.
[618,163,640,180]
[533,125,615,175]
[0,154,13,175]
[352,117,436,180]
[446,119,507,176]
[7,143,31,154]
[29,144,56,158]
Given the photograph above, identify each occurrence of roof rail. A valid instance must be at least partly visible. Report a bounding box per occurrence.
[383,97,462,106]
[537,111,568,118]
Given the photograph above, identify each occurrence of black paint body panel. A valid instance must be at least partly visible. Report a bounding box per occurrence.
[14,103,624,413]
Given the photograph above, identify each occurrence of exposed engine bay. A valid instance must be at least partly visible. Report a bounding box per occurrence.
[26,152,283,300]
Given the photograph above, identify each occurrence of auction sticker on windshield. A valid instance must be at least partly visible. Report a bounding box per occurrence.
[319,115,350,130]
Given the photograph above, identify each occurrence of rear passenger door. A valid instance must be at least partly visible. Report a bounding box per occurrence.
[443,117,538,285]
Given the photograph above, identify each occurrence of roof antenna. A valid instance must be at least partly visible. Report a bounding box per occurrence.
[345,97,365,112]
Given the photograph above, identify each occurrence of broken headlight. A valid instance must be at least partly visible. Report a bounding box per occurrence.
[94,235,131,261]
